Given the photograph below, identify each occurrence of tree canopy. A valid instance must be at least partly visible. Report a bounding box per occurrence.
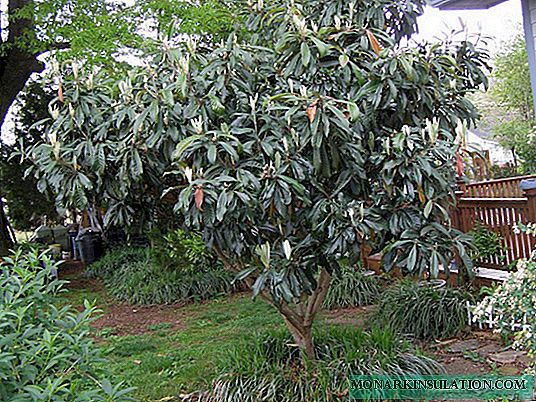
[490,34,536,173]
[0,0,238,254]
[28,0,489,357]
[491,34,533,121]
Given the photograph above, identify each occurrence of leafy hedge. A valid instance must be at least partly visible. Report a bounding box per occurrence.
[87,230,235,304]
[376,281,474,340]
[197,326,442,401]
[0,249,133,401]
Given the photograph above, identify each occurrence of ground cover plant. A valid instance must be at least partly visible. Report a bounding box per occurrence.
[323,264,381,309]
[0,249,132,401]
[30,0,488,362]
[376,281,475,340]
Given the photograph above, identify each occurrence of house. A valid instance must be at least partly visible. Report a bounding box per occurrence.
[465,129,516,165]
[427,0,536,118]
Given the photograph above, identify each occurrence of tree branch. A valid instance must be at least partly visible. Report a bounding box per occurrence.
[304,267,331,327]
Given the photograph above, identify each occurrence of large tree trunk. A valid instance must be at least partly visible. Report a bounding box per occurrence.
[0,197,14,256]
[1,0,45,128]
[0,48,43,126]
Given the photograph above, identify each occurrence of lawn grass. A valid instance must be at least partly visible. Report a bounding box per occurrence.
[63,284,283,401]
[103,296,282,399]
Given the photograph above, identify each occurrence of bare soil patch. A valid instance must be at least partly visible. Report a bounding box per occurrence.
[91,302,189,336]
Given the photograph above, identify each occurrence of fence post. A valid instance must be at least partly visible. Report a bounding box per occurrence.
[524,188,536,223]
[524,188,536,253]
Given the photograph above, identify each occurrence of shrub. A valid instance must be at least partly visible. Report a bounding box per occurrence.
[198,326,442,401]
[376,281,474,340]
[473,256,536,362]
[0,249,133,401]
[149,229,218,271]
[468,223,505,263]
[323,265,381,309]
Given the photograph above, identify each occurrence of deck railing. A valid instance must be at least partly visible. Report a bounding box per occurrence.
[452,175,536,269]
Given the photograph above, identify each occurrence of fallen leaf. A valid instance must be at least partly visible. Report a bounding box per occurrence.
[366,30,382,55]
[133,360,142,365]
[306,99,318,123]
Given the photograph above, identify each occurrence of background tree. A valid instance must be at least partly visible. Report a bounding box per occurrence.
[489,34,536,173]
[0,81,58,231]
[492,34,533,121]
[0,0,237,128]
[0,0,238,255]
[30,0,488,358]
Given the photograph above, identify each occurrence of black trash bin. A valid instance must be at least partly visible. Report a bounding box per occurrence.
[67,224,80,260]
[75,228,103,265]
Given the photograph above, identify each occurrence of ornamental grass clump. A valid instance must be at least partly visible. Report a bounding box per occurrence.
[376,281,474,340]
[323,264,381,309]
[0,249,133,401]
[87,236,235,305]
[199,326,443,402]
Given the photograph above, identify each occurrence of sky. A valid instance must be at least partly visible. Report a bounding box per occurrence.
[0,0,525,142]
[416,0,523,54]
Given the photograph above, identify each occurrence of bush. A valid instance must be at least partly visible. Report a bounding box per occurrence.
[323,265,381,309]
[149,229,216,271]
[468,223,505,263]
[87,241,235,305]
[0,249,133,401]
[376,281,474,340]
[198,327,442,401]
[473,255,536,362]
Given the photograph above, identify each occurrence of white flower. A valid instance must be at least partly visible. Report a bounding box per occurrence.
[283,240,292,260]
[184,167,193,183]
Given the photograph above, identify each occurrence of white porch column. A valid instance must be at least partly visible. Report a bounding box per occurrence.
[521,0,536,118]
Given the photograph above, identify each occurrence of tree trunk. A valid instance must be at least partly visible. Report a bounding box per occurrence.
[0,196,14,256]
[283,316,315,359]
[1,0,45,127]
[0,49,44,129]
[214,244,333,361]
[274,267,332,360]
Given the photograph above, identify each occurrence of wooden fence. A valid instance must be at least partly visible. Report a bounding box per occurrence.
[463,175,535,198]
[452,175,536,269]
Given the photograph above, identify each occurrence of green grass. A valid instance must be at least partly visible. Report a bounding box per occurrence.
[60,279,438,401]
[64,288,282,401]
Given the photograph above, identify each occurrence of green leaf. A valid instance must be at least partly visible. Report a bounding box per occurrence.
[301,42,311,67]
[173,135,204,159]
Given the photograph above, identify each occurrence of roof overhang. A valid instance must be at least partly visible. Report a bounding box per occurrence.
[426,0,508,10]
